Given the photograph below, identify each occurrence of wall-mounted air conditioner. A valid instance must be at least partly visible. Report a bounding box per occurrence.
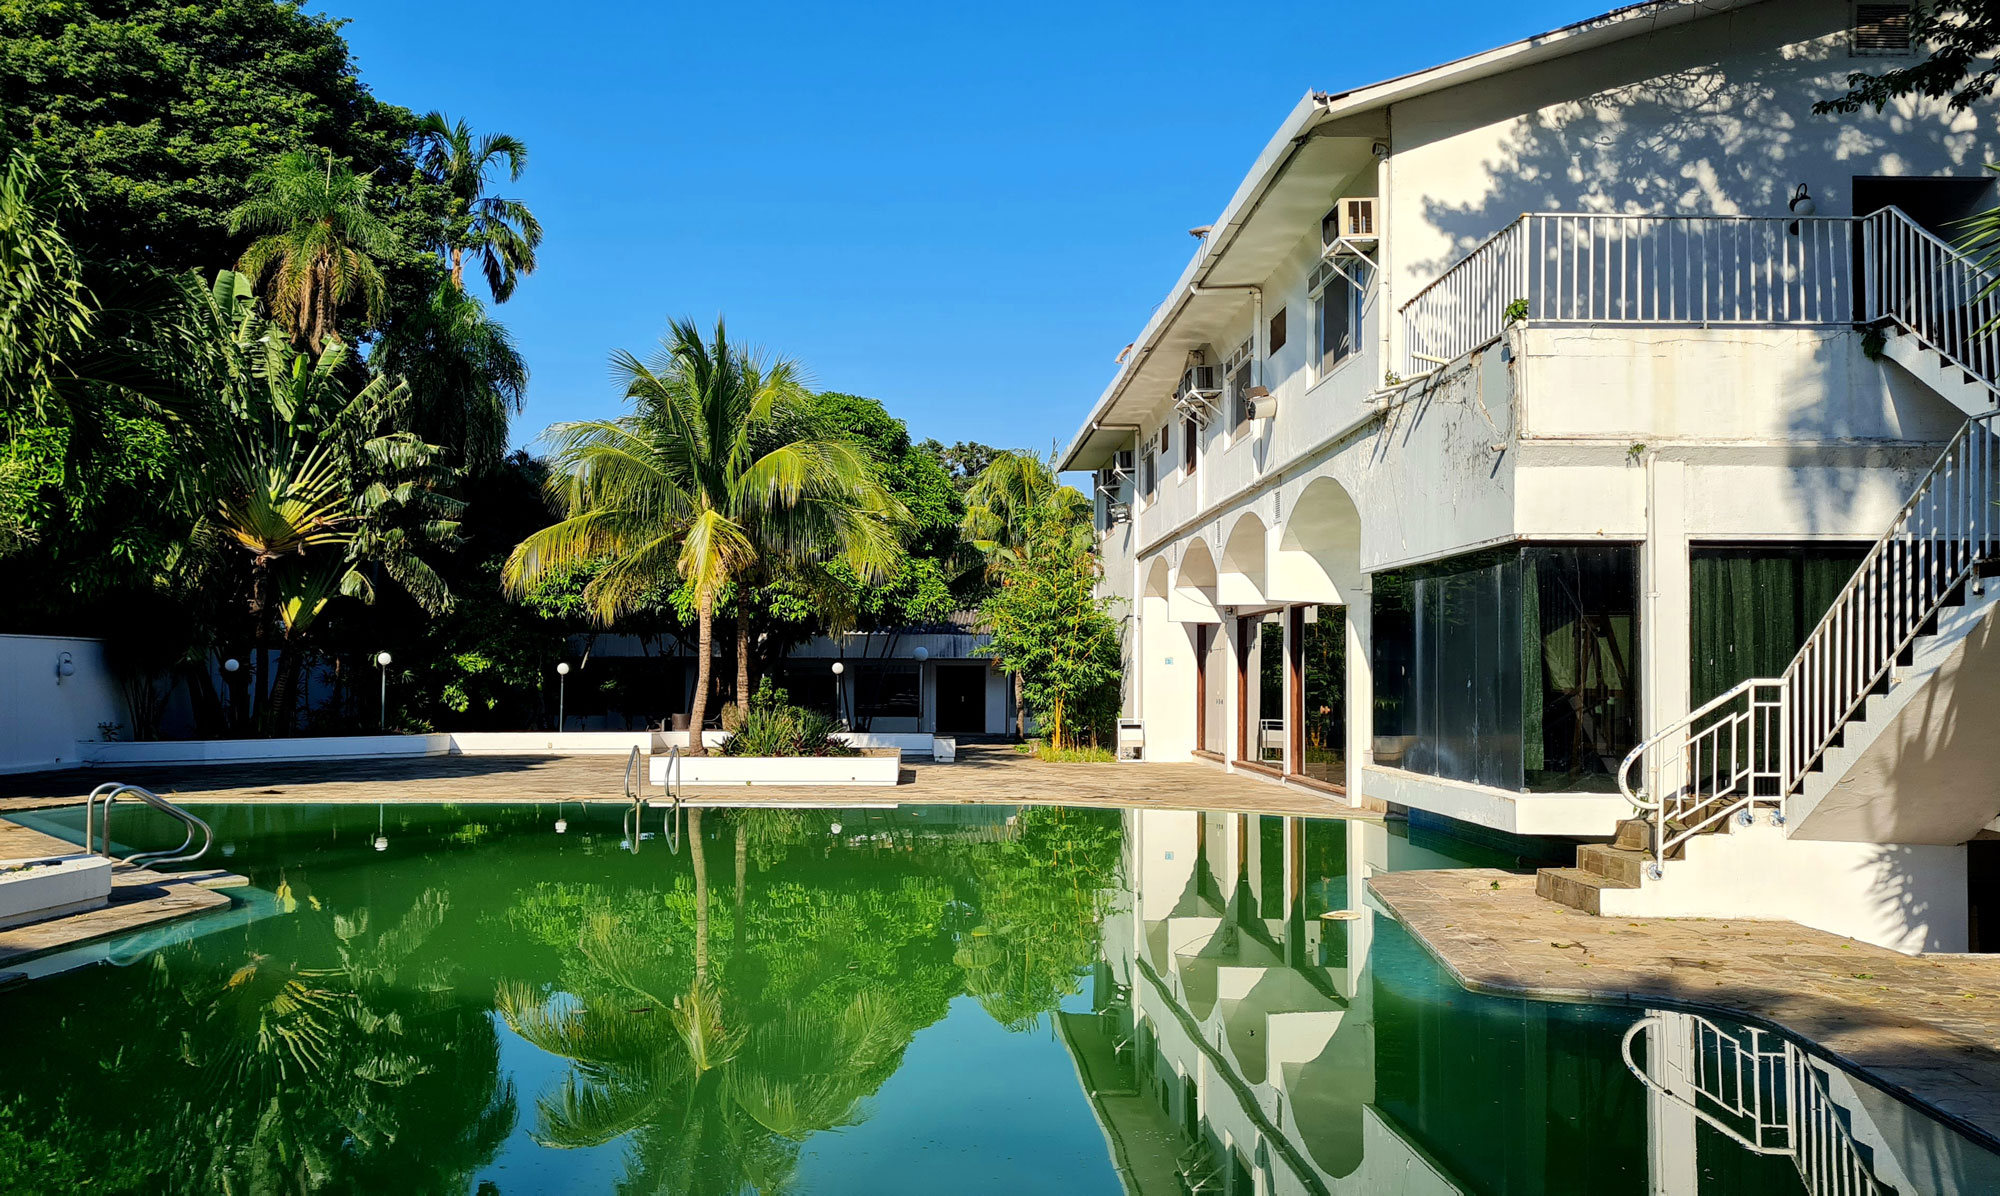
[1174,349,1222,424]
[1323,197,1380,248]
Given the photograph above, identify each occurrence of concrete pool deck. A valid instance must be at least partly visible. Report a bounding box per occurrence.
[0,746,1372,818]
[1370,867,2000,1150]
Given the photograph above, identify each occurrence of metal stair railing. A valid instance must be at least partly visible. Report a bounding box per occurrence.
[1619,208,2000,874]
[1863,205,2000,391]
[1621,1013,1893,1196]
[83,782,215,869]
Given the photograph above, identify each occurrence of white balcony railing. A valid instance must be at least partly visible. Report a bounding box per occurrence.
[1399,213,1856,376]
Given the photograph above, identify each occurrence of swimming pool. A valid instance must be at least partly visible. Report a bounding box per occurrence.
[0,802,1991,1194]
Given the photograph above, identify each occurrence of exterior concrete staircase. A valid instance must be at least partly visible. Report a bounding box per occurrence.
[1535,817,1658,914]
[1880,325,2000,419]
[1788,567,2000,843]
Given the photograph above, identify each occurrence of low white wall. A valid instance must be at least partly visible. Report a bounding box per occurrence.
[1362,765,1629,838]
[651,751,902,787]
[1598,817,1968,954]
[0,635,126,774]
[76,731,655,768]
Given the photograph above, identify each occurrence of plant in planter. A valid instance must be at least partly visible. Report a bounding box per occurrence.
[720,703,858,758]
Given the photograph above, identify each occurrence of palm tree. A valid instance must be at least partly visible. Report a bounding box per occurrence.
[229,151,399,353]
[375,279,528,472]
[412,112,543,303]
[504,319,902,751]
[181,270,458,726]
[961,451,1092,736]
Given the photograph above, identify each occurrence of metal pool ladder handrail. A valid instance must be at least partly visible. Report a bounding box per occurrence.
[83,782,215,869]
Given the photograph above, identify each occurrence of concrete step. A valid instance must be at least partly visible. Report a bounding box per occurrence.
[1611,817,1653,853]
[1535,866,1635,915]
[1577,843,1649,887]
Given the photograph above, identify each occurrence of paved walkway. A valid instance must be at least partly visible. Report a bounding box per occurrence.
[1370,868,2000,1150]
[0,821,243,972]
[0,746,1368,817]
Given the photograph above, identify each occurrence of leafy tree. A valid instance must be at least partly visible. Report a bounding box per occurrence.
[0,149,91,420]
[411,112,542,303]
[1816,4,2000,113]
[964,450,1096,737]
[229,150,401,352]
[0,0,436,281]
[505,320,903,749]
[374,279,527,473]
[917,438,1003,492]
[972,453,1119,750]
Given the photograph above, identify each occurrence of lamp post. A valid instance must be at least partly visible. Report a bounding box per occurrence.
[556,662,570,731]
[375,651,392,730]
[832,660,847,728]
[912,646,929,725]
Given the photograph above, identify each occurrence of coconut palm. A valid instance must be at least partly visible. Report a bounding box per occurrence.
[228,151,399,352]
[412,112,543,303]
[961,451,1092,736]
[374,279,528,472]
[504,318,902,751]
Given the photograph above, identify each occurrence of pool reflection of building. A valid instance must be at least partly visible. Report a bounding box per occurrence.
[1060,810,1992,1196]
[1061,809,1457,1196]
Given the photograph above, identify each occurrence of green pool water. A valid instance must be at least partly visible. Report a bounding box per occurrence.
[0,802,1992,1195]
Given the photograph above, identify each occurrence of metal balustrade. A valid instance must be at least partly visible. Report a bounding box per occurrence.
[1622,1012,1891,1196]
[1399,213,1855,377]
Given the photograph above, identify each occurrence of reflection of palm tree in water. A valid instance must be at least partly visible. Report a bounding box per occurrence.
[149,884,516,1192]
[497,808,924,1193]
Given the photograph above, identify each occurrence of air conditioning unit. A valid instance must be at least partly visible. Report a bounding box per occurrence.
[1108,501,1131,525]
[1248,392,1278,421]
[1323,197,1380,247]
[1177,362,1221,402]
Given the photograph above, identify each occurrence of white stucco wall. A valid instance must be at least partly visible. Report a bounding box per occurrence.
[0,635,125,774]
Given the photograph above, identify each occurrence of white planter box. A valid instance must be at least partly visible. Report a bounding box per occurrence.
[0,855,113,929]
[932,737,957,763]
[651,750,902,787]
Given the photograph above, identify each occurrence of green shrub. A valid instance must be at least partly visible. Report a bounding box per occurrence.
[720,702,859,758]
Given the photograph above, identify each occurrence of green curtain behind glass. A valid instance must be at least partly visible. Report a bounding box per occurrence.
[1690,546,1867,709]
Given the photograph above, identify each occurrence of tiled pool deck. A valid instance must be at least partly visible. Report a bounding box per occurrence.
[0,746,1369,816]
[1371,868,2000,1151]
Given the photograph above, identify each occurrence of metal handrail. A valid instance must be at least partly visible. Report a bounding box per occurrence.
[1609,205,2000,872]
[1621,1014,1891,1196]
[84,783,214,869]
[624,744,642,803]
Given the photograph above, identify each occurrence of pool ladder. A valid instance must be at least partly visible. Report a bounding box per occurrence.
[621,746,683,854]
[82,782,214,869]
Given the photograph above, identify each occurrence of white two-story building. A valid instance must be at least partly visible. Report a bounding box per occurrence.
[1063,0,2000,952]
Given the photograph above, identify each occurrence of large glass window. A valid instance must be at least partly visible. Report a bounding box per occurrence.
[1690,545,1867,708]
[1372,545,1640,792]
[1255,619,1283,763]
[855,664,920,720]
[1299,606,1346,786]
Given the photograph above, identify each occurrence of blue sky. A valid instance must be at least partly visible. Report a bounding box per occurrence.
[326,0,1608,456]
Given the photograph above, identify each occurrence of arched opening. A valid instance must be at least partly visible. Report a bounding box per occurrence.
[1272,477,1362,604]
[1218,511,1269,607]
[1271,477,1367,794]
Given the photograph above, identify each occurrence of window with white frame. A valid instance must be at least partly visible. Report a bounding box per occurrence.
[1310,257,1369,379]
[1225,338,1254,431]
